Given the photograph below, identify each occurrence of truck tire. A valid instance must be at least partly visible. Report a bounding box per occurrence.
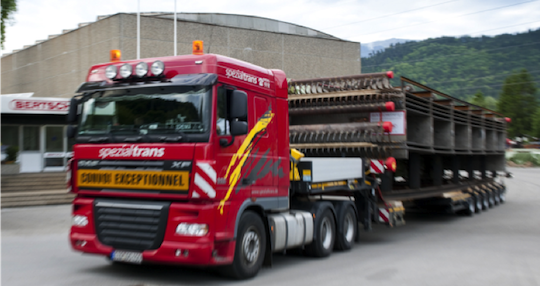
[305,208,335,257]
[224,211,266,279]
[335,204,357,251]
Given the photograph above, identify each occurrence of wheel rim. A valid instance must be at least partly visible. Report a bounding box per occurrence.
[320,217,333,250]
[242,227,260,266]
[469,201,475,213]
[343,212,355,243]
[476,199,482,211]
[483,197,489,208]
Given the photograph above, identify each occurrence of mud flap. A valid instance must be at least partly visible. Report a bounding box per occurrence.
[378,201,405,227]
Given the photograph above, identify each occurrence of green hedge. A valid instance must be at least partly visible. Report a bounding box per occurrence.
[508,153,540,166]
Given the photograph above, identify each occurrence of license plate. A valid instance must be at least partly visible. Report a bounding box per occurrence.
[111,250,143,264]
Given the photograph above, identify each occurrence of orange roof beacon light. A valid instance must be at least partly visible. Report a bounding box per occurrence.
[192,40,204,55]
[110,50,121,62]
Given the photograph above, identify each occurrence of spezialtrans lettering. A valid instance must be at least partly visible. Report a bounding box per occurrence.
[98,145,165,159]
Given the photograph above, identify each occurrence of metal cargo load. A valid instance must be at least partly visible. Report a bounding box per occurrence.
[287,73,508,200]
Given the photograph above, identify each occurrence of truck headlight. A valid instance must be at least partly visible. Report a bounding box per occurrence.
[72,215,88,227]
[176,223,208,236]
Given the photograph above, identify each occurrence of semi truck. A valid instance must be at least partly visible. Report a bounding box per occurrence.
[67,45,509,279]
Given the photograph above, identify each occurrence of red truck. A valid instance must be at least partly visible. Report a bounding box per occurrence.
[68,45,508,279]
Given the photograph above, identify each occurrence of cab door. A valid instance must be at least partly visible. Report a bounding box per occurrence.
[248,94,278,198]
[213,86,278,201]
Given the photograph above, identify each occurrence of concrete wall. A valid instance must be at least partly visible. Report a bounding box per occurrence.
[1,16,122,98]
[1,13,360,98]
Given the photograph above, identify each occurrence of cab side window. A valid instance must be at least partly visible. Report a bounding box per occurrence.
[216,86,230,135]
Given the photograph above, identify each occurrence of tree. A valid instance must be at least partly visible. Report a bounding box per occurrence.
[532,107,540,138]
[1,0,17,49]
[471,90,485,107]
[484,96,498,111]
[497,69,538,138]
[469,90,498,110]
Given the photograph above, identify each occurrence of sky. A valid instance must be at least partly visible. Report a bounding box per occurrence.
[2,0,540,55]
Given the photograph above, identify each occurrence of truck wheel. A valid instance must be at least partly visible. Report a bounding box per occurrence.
[335,205,357,251]
[224,211,266,279]
[306,208,335,257]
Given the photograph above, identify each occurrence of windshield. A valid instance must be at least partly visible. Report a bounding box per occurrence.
[78,85,211,138]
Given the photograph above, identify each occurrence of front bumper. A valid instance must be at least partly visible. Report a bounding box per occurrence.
[70,198,235,266]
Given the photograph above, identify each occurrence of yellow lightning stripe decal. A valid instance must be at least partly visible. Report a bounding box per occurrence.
[218,111,274,214]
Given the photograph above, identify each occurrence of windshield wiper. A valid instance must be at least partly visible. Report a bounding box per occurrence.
[88,137,109,143]
[155,130,186,142]
[160,136,183,142]
[124,136,143,142]
[110,127,138,134]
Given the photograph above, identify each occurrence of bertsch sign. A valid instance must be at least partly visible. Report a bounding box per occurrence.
[1,93,70,115]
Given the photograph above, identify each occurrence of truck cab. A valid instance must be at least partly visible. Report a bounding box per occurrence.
[69,53,292,278]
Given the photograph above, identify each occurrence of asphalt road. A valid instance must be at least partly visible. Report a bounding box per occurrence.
[2,167,540,286]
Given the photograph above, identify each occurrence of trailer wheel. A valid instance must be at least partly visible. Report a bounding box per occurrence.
[493,189,501,205]
[474,194,483,213]
[482,193,490,210]
[488,191,495,207]
[499,189,506,203]
[224,211,266,279]
[335,205,357,251]
[464,198,475,216]
[306,208,335,257]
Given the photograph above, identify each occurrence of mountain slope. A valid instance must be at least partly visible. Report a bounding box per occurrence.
[362,29,540,100]
[361,38,413,58]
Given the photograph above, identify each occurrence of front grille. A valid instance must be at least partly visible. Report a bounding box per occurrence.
[94,199,170,251]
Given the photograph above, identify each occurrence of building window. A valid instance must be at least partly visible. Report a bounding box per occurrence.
[23,126,40,151]
[45,158,64,167]
[45,126,64,152]
[1,126,19,148]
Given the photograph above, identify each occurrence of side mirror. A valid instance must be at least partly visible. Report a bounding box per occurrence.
[66,125,78,139]
[230,121,248,136]
[219,90,248,148]
[229,90,247,120]
[67,98,79,124]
